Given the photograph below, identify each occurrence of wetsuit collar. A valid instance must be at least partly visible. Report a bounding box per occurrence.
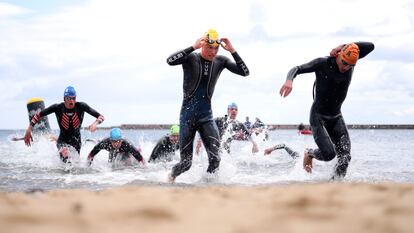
[200,53,214,62]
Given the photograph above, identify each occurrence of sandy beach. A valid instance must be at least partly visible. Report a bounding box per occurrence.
[0,183,413,233]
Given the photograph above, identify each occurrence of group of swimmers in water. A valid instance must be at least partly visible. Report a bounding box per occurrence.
[22,28,375,182]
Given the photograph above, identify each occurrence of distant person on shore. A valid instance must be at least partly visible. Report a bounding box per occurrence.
[279,42,375,179]
[196,102,258,155]
[298,123,312,135]
[148,125,180,163]
[166,28,250,182]
[24,86,104,163]
[87,128,145,166]
[264,143,299,158]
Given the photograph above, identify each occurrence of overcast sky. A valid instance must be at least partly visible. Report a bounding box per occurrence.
[1,0,413,129]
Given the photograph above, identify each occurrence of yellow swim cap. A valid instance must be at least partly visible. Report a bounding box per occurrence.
[204,28,221,47]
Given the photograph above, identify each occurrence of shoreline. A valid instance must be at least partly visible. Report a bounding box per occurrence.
[107,124,414,130]
[1,182,413,233]
[2,124,414,131]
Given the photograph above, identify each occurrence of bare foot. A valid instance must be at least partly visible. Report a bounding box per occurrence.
[303,149,313,173]
[168,173,176,183]
[59,147,69,158]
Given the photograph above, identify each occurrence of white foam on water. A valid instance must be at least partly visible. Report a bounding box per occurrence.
[1,129,413,191]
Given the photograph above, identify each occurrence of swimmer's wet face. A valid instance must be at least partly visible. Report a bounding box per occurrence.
[111,140,122,149]
[201,43,219,61]
[169,134,179,144]
[337,56,354,73]
[227,107,238,120]
[337,43,359,73]
[64,96,76,109]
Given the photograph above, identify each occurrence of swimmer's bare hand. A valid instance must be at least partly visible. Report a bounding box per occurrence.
[24,127,33,146]
[193,36,207,50]
[330,44,345,57]
[88,122,98,132]
[220,38,236,53]
[280,80,293,97]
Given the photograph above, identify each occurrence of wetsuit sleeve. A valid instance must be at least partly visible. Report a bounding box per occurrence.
[30,104,58,127]
[149,138,166,162]
[89,138,111,159]
[166,46,195,65]
[286,57,325,81]
[122,141,144,162]
[214,117,225,137]
[78,102,101,118]
[355,42,375,59]
[223,52,250,76]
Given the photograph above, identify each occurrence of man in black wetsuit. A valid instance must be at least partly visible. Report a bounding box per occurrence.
[166,28,250,182]
[213,102,258,154]
[24,86,105,163]
[87,128,145,166]
[195,102,258,155]
[279,42,375,179]
[148,125,180,163]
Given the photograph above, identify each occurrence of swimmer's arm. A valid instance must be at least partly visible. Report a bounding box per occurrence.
[264,144,285,155]
[149,142,163,162]
[87,139,108,165]
[79,102,104,123]
[280,58,324,97]
[124,142,145,164]
[166,47,195,65]
[223,53,250,76]
[355,42,375,59]
[29,104,58,127]
[79,102,104,132]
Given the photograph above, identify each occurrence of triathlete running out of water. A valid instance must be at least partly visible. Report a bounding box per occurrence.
[87,128,145,166]
[196,102,258,155]
[148,125,180,163]
[166,28,250,182]
[24,86,104,163]
[279,42,375,179]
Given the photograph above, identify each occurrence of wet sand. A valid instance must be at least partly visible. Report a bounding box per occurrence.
[1,183,413,233]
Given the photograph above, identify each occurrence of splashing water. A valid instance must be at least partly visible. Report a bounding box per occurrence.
[0,129,413,191]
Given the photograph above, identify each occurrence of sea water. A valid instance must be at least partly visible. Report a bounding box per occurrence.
[0,129,413,191]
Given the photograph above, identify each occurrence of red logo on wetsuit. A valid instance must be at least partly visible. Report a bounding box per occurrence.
[61,112,80,130]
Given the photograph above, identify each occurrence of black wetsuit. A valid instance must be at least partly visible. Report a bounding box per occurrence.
[88,138,144,163]
[286,42,374,178]
[215,115,252,153]
[30,102,102,162]
[148,135,179,163]
[167,46,249,178]
[244,120,252,130]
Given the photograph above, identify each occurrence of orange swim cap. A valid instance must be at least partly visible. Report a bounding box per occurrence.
[339,43,360,65]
